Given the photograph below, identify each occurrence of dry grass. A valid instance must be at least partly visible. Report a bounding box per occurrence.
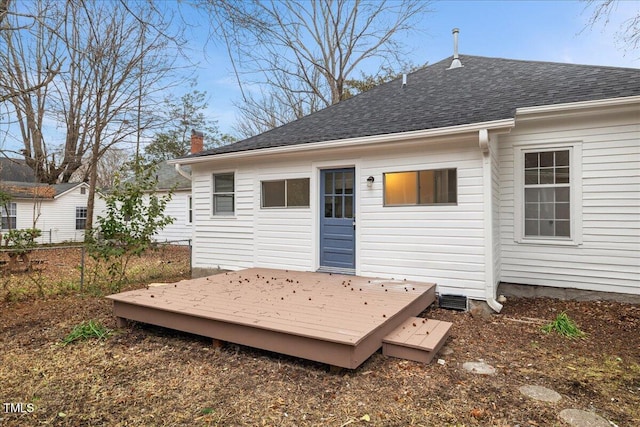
[1,260,639,426]
[0,245,190,302]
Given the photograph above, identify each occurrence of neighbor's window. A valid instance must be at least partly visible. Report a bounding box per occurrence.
[76,206,87,230]
[524,150,570,238]
[213,173,234,215]
[80,186,86,195]
[1,202,17,229]
[187,195,193,223]
[261,178,310,208]
[384,169,457,205]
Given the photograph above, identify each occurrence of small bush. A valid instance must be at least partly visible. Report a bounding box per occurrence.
[61,320,112,346]
[2,228,41,253]
[86,163,174,292]
[542,312,586,339]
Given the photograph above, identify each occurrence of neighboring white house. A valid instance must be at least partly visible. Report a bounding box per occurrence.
[149,161,193,244]
[144,130,204,244]
[0,178,106,244]
[170,53,640,309]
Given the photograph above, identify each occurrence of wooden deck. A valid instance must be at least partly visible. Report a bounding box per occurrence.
[107,268,438,369]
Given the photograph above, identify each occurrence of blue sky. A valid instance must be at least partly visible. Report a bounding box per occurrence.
[191,0,638,135]
[1,1,637,154]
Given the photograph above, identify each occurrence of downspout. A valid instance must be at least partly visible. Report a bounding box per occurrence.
[174,164,192,181]
[479,129,503,313]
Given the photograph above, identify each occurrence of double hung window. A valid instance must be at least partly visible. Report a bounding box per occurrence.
[213,173,234,215]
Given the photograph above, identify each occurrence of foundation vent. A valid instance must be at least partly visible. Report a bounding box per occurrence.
[439,294,468,311]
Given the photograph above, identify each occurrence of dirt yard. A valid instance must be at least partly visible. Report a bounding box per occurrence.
[1,276,638,426]
[0,245,190,302]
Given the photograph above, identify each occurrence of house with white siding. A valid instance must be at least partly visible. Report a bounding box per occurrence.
[170,53,640,310]
[143,130,208,244]
[148,161,193,244]
[0,162,106,244]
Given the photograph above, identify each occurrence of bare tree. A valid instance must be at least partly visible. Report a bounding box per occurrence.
[69,146,131,189]
[233,64,326,137]
[583,0,640,52]
[1,0,185,190]
[0,0,61,105]
[0,0,186,230]
[78,1,184,229]
[0,0,64,180]
[144,88,234,163]
[0,0,7,25]
[205,0,431,136]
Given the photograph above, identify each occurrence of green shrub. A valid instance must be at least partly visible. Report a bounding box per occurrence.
[86,163,174,292]
[61,320,112,346]
[542,312,586,339]
[3,228,41,253]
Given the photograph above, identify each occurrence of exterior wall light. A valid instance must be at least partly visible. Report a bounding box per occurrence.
[366,176,375,187]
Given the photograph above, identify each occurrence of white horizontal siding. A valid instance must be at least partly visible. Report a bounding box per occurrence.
[358,140,487,297]
[254,161,314,270]
[191,164,254,271]
[189,137,489,298]
[9,186,105,244]
[151,190,193,243]
[500,108,640,295]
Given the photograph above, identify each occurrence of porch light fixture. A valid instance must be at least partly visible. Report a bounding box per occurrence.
[366,176,375,187]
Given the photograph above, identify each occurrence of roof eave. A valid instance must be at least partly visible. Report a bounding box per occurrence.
[169,118,516,166]
[516,95,640,120]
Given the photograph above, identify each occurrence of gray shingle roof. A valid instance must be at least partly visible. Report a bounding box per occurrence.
[0,158,37,182]
[52,183,82,196]
[190,55,640,158]
[155,162,191,190]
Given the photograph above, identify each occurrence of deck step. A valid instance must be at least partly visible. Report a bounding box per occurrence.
[382,317,452,364]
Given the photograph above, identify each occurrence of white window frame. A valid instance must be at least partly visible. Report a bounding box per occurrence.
[261,178,311,209]
[76,206,88,230]
[514,142,582,246]
[383,168,458,206]
[187,195,193,224]
[212,172,235,216]
[1,202,17,230]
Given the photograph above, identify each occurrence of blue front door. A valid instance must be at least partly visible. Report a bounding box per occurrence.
[320,168,355,272]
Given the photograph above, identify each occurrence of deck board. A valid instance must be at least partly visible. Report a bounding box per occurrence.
[382,317,453,363]
[108,268,436,368]
[383,318,452,351]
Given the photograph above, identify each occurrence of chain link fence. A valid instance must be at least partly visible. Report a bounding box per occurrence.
[0,240,191,302]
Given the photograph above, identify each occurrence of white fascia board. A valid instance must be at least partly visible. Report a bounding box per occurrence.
[168,118,515,166]
[516,95,640,120]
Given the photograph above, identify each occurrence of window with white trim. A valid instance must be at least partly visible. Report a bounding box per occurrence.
[187,195,193,223]
[76,206,87,230]
[212,173,234,215]
[515,143,582,245]
[261,178,310,208]
[383,169,457,206]
[1,202,17,229]
[523,150,570,238]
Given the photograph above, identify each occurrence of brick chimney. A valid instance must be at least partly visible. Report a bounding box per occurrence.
[190,129,204,154]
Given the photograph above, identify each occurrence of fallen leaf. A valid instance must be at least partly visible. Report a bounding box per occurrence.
[470,408,486,418]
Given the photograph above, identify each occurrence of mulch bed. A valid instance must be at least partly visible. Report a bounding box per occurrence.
[1,283,638,426]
